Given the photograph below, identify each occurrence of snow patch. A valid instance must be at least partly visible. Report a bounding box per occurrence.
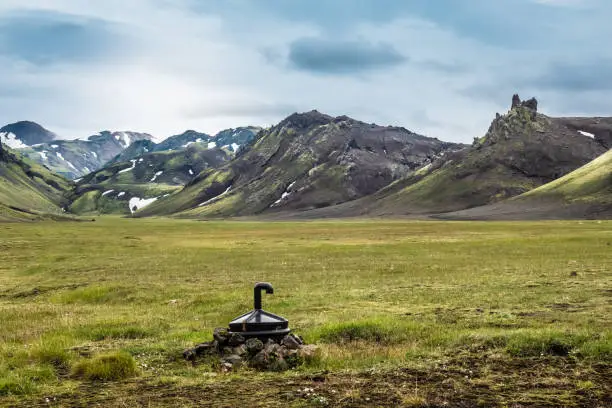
[138,158,144,162]
[74,178,82,183]
[272,181,297,206]
[150,171,163,182]
[92,152,98,159]
[0,132,28,149]
[118,159,137,174]
[102,190,114,196]
[38,151,48,160]
[199,186,232,206]
[231,143,240,152]
[122,132,131,147]
[183,141,195,148]
[118,192,125,197]
[51,144,59,149]
[196,138,202,143]
[208,142,216,149]
[578,130,595,138]
[55,152,77,170]
[129,197,158,214]
[188,169,194,175]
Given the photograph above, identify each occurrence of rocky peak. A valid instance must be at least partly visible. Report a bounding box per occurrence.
[511,94,538,112]
[281,110,334,130]
[0,121,57,146]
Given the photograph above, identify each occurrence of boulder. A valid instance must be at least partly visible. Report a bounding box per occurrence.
[228,332,245,346]
[213,327,229,345]
[245,338,264,354]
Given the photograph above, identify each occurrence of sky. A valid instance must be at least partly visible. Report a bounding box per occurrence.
[0,0,610,143]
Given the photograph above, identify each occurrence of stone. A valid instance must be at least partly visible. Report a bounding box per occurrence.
[512,94,521,109]
[228,333,245,346]
[213,327,230,345]
[222,354,243,367]
[250,350,269,369]
[194,342,214,356]
[233,344,247,356]
[245,338,264,354]
[281,334,302,350]
[268,356,289,372]
[183,349,196,361]
[222,346,234,356]
[297,345,320,362]
[221,362,233,373]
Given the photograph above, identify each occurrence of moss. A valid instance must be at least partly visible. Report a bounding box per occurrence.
[72,352,138,381]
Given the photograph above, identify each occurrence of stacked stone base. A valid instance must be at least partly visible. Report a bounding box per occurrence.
[183,328,319,372]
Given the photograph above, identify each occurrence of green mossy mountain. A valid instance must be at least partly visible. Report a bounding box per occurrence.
[0,142,72,221]
[67,144,231,215]
[334,96,608,217]
[437,148,612,220]
[17,131,154,179]
[137,110,464,217]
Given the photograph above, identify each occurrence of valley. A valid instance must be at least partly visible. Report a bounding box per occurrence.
[0,219,610,407]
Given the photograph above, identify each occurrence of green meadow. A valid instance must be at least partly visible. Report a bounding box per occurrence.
[0,218,610,407]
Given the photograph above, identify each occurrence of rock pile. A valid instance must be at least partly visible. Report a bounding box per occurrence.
[183,328,319,372]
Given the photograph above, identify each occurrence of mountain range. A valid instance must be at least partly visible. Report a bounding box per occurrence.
[0,95,610,221]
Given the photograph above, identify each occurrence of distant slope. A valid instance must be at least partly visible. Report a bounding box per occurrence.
[68,145,231,215]
[436,149,612,220]
[333,95,608,217]
[0,121,56,147]
[17,131,154,179]
[137,110,464,218]
[0,143,71,221]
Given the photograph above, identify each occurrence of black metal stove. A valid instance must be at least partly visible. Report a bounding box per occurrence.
[228,282,290,339]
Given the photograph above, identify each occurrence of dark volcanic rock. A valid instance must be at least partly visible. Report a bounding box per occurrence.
[137,111,465,217]
[183,330,319,372]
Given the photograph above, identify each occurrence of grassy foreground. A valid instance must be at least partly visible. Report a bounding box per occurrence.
[0,218,610,407]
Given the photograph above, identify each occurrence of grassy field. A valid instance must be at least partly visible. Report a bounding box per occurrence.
[0,218,610,407]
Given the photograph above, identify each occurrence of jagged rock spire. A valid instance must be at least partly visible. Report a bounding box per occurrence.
[511,94,538,112]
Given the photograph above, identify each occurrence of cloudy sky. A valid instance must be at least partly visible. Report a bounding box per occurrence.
[0,0,610,142]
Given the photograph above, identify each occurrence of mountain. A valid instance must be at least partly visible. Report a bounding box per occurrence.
[0,121,56,148]
[17,131,154,179]
[213,127,262,152]
[0,141,71,221]
[153,130,212,152]
[435,148,612,220]
[298,95,607,218]
[67,144,231,215]
[136,110,464,217]
[107,139,158,164]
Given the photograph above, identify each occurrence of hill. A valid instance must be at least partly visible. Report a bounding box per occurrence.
[17,130,154,179]
[67,144,231,215]
[298,95,608,218]
[0,142,72,221]
[137,110,464,217]
[435,148,612,220]
[0,121,57,147]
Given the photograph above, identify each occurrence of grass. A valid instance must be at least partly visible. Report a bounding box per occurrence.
[0,218,610,406]
[71,352,138,381]
[519,149,612,203]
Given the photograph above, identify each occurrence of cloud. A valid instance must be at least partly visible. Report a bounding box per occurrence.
[0,10,123,65]
[0,0,611,144]
[286,38,406,74]
[535,60,612,91]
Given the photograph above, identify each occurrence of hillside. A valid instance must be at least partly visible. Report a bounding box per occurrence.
[0,121,56,147]
[68,144,231,215]
[435,148,612,220]
[17,130,154,179]
[0,142,72,221]
[137,110,464,217]
[300,95,608,218]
